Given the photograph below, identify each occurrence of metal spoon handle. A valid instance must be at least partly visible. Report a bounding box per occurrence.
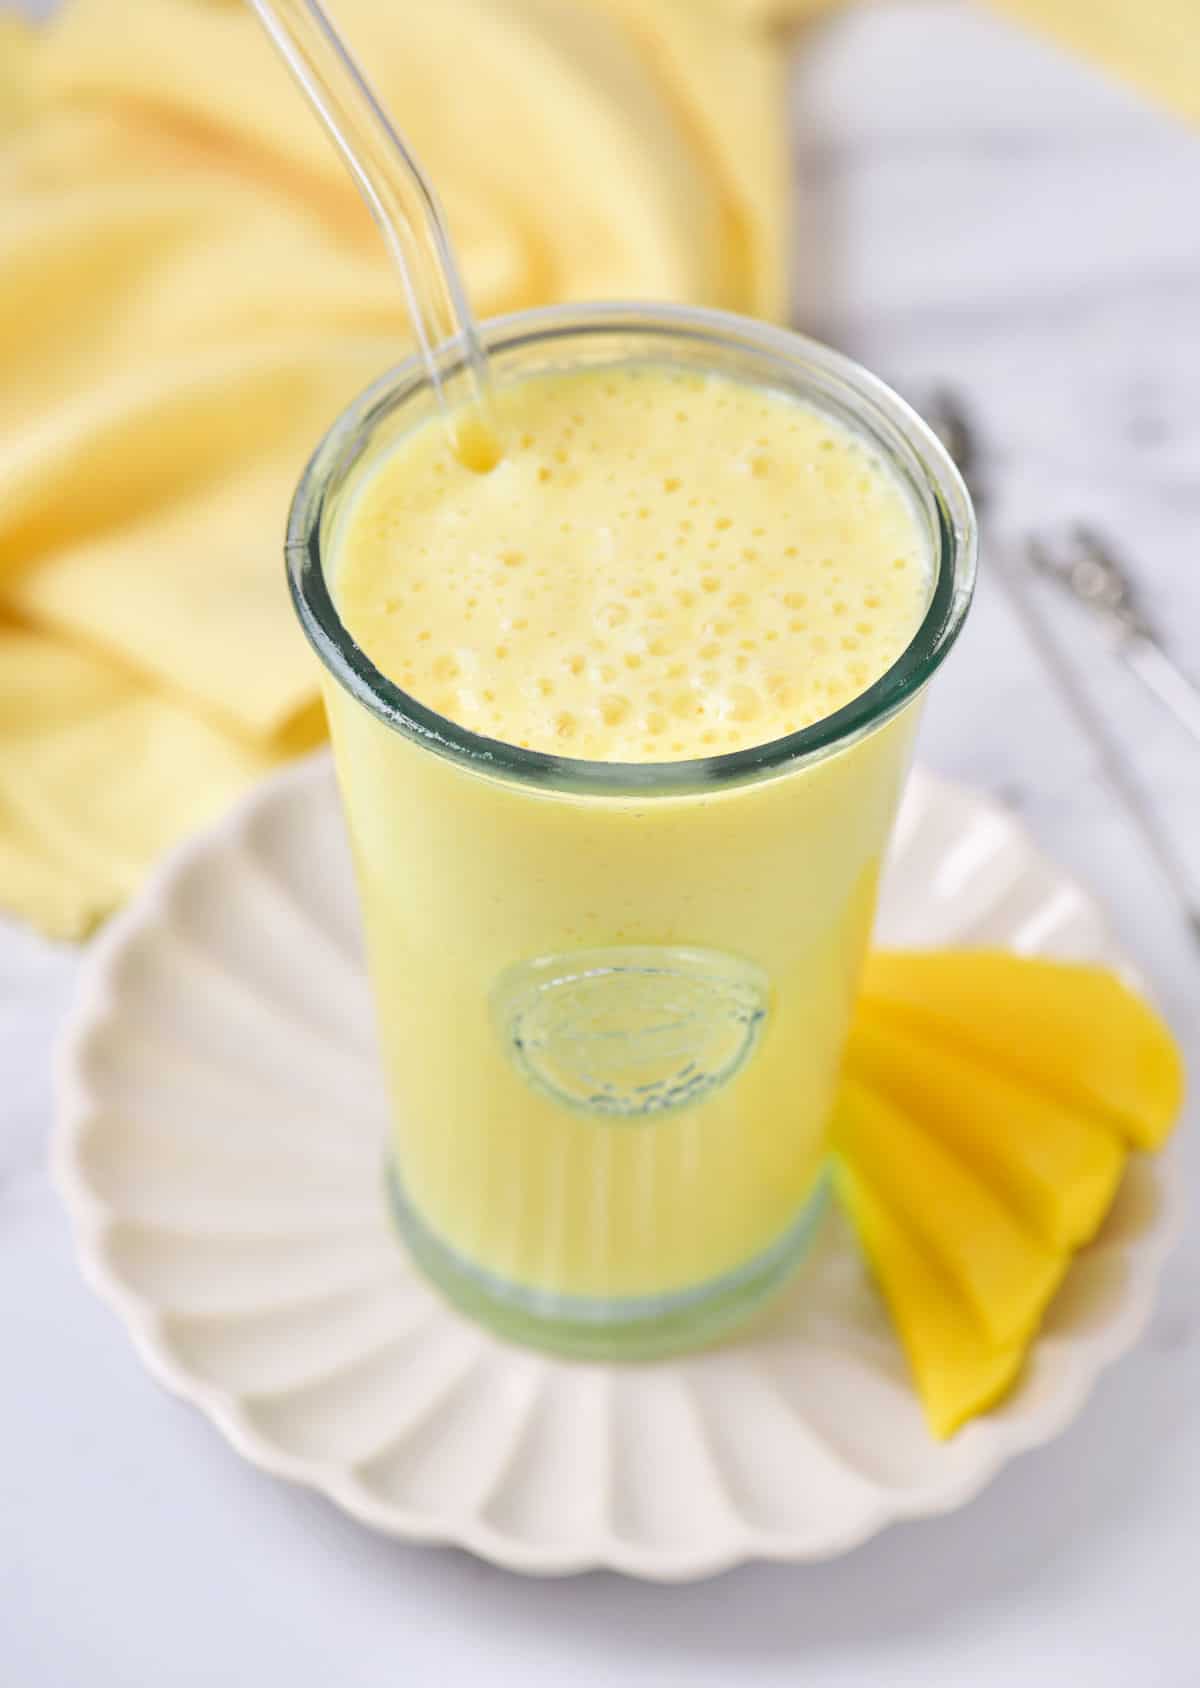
[923,389,1200,948]
[1025,525,1200,748]
[997,549,1200,947]
[1120,633,1200,750]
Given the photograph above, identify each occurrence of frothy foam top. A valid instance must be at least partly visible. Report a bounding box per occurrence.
[333,364,932,761]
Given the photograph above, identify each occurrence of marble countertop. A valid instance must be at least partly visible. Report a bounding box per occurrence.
[5,4,1200,1682]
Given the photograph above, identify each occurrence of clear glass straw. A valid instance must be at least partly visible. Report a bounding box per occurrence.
[247,0,501,469]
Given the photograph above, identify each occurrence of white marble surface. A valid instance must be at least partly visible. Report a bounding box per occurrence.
[5,4,1200,1682]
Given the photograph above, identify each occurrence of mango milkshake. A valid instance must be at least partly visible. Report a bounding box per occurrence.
[290,309,971,1356]
[337,368,927,760]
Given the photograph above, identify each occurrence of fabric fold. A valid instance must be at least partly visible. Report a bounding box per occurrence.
[2,0,1196,935]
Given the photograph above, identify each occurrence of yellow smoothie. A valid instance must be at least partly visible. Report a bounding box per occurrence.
[337,367,928,758]
[324,362,932,1319]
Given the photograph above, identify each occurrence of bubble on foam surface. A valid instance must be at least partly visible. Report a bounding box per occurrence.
[334,362,932,762]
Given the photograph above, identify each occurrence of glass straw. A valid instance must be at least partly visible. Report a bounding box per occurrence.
[247,0,501,470]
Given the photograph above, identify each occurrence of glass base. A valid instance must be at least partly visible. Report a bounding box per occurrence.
[384,1159,831,1361]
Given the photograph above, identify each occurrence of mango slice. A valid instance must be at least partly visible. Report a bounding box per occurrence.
[834,1160,1024,1439]
[832,1077,1067,1346]
[861,951,1184,1149]
[832,952,1184,1437]
[845,1010,1127,1251]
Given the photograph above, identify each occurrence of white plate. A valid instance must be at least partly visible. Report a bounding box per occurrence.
[53,756,1179,1580]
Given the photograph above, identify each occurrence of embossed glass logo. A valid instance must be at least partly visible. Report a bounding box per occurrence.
[492,946,770,1120]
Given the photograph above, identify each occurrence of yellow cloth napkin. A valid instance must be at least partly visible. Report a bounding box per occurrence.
[2,0,806,937]
[987,0,1200,127]
[2,0,1194,937]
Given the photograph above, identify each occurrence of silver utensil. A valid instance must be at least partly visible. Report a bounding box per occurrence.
[1027,524,1200,749]
[924,388,1200,947]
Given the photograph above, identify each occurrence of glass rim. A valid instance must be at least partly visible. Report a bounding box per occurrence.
[286,300,977,797]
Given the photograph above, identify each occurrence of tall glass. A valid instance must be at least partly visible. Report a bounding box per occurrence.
[287,303,976,1357]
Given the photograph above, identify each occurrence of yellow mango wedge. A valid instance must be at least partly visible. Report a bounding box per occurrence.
[833,1160,1024,1439]
[832,1077,1067,1347]
[861,951,1184,1150]
[834,950,1184,1438]
[845,1010,1127,1251]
